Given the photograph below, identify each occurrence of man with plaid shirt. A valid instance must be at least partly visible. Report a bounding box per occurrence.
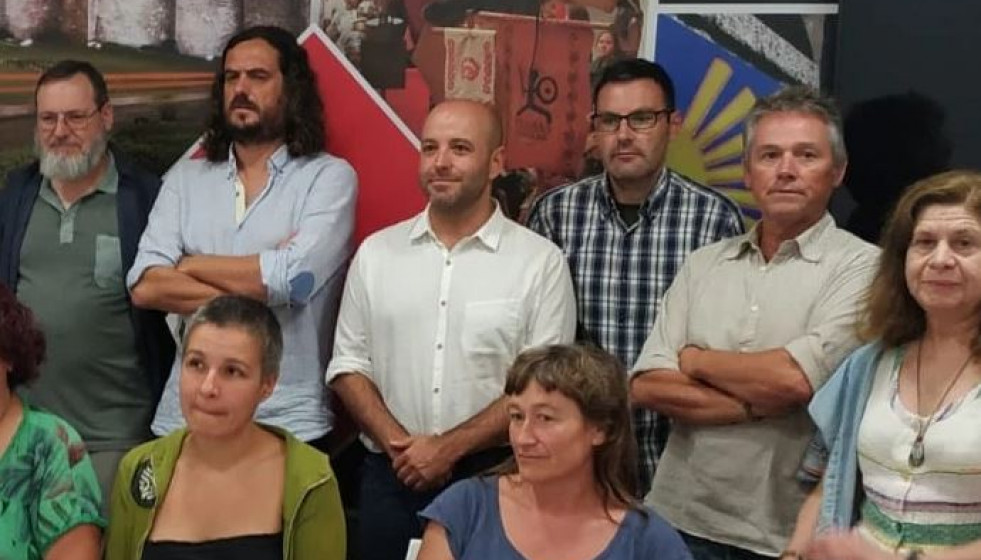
[527,58,743,493]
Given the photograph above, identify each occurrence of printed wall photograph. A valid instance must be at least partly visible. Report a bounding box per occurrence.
[0,0,651,224]
[0,0,318,182]
[643,2,838,220]
[0,1,838,227]
[314,0,648,219]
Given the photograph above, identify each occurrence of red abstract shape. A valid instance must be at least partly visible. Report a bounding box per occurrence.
[300,28,426,245]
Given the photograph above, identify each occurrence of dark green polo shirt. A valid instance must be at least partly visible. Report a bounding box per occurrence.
[17,157,153,451]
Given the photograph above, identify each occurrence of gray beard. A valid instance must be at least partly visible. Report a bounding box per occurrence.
[36,133,108,181]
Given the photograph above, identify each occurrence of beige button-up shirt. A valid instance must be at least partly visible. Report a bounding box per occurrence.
[632,213,880,555]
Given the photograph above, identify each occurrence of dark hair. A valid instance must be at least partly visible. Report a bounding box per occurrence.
[183,296,283,379]
[744,85,846,169]
[863,170,981,355]
[592,57,675,110]
[203,26,326,161]
[0,284,46,390]
[501,344,641,513]
[35,59,109,108]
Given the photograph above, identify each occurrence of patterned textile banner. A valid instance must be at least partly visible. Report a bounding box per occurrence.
[444,28,496,103]
[473,13,593,178]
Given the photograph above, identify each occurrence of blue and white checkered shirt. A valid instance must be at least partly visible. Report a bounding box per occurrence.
[526,169,744,493]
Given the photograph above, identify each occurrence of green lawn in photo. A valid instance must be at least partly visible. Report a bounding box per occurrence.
[0,101,208,186]
[0,40,215,105]
[0,39,214,73]
[0,40,213,184]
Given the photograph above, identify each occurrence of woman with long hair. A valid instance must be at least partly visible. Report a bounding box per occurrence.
[787,170,981,560]
[417,344,690,559]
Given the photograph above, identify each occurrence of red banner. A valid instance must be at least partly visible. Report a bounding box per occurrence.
[474,13,593,177]
[301,28,426,245]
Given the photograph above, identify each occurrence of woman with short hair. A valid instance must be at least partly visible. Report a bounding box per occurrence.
[105,295,345,560]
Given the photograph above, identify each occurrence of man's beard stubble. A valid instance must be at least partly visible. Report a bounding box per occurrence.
[225,94,286,146]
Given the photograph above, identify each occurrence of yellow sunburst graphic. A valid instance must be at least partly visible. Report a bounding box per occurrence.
[666,58,759,220]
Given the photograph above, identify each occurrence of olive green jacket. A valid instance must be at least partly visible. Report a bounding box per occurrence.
[104,425,345,560]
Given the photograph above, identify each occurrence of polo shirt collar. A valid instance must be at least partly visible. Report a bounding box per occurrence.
[96,151,118,194]
[597,167,669,221]
[408,202,507,252]
[726,212,835,262]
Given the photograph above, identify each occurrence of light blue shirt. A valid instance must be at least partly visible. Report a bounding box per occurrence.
[127,146,357,440]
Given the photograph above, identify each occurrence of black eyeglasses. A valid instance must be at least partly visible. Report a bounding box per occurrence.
[36,107,101,132]
[590,109,673,133]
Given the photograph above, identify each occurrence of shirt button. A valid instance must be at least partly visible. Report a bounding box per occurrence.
[759,266,767,272]
[750,305,759,312]
[436,343,443,350]
[434,387,440,394]
[445,259,452,266]
[440,300,447,307]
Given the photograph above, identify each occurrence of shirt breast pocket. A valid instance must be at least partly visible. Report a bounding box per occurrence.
[93,234,123,290]
[461,299,521,375]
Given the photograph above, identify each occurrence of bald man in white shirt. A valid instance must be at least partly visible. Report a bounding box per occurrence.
[327,99,577,560]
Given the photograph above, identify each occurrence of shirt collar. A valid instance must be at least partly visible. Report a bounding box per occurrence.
[597,167,669,221]
[224,144,290,180]
[408,201,507,252]
[96,151,118,194]
[725,212,835,262]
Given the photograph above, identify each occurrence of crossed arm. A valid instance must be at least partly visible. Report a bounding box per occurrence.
[629,261,812,425]
[128,159,356,315]
[130,255,266,315]
[630,244,878,425]
[630,348,810,425]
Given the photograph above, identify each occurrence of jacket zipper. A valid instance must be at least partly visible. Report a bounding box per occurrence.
[283,474,330,559]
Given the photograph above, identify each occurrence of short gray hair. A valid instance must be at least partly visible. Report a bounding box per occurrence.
[744,85,847,169]
[182,296,283,379]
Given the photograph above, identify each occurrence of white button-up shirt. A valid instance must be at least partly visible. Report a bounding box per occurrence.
[326,205,576,452]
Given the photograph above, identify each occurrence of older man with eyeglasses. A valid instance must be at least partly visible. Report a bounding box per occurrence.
[0,59,174,510]
[527,57,744,494]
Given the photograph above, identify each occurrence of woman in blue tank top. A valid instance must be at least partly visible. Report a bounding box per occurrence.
[418,343,692,560]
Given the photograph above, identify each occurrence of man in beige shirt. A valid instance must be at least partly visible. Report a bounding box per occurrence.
[630,86,880,559]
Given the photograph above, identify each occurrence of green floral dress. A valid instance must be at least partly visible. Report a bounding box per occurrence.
[0,404,105,559]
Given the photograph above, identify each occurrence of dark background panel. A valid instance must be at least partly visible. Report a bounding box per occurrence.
[835,0,981,168]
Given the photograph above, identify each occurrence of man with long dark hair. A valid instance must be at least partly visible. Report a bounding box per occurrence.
[128,27,357,449]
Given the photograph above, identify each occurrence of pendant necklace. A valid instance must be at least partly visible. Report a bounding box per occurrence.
[909,342,973,468]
